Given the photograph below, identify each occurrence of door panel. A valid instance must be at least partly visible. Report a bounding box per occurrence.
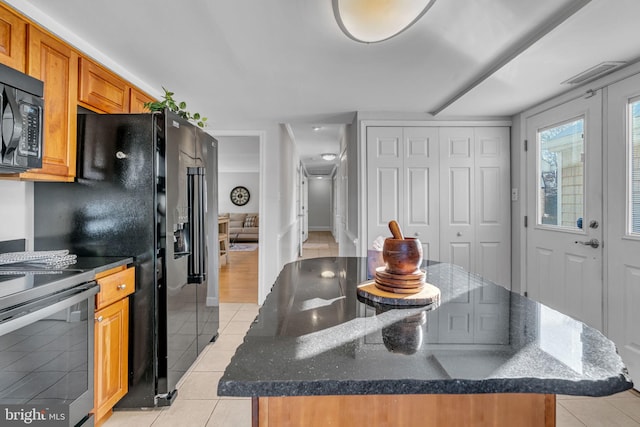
[607,73,640,390]
[403,127,439,261]
[475,128,510,286]
[449,243,471,272]
[440,128,475,274]
[526,93,603,330]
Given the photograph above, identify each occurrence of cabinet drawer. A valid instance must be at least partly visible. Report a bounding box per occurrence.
[96,267,134,309]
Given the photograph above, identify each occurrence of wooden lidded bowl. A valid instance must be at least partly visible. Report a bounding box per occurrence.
[382,237,423,275]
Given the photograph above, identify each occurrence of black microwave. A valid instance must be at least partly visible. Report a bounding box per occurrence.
[0,62,44,174]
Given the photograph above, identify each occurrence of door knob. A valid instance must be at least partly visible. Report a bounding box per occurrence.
[574,238,600,248]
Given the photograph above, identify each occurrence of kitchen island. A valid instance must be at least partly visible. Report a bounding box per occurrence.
[218,258,633,427]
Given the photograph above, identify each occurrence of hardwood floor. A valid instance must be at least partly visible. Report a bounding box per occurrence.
[300,231,339,259]
[218,231,339,304]
[219,247,259,304]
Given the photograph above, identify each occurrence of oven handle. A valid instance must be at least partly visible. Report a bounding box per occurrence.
[0,281,99,336]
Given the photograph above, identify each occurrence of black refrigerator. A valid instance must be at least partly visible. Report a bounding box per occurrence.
[34,110,219,408]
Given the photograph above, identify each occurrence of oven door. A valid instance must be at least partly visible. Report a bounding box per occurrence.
[0,282,99,427]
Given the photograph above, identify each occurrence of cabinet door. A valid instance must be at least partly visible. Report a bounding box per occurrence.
[129,87,154,113]
[0,4,27,71]
[21,27,78,181]
[94,297,129,422]
[79,57,130,113]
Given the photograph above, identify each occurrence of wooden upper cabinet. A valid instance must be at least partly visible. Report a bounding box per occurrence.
[129,87,154,113]
[20,26,78,182]
[79,57,130,113]
[0,4,27,71]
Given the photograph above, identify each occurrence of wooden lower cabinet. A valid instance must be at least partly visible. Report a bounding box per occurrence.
[93,266,134,426]
[94,298,129,424]
[254,393,556,427]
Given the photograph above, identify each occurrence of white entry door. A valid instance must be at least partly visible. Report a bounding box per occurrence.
[606,73,640,390]
[525,93,603,330]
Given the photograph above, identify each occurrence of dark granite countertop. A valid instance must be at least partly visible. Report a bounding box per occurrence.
[218,257,633,398]
[72,256,133,274]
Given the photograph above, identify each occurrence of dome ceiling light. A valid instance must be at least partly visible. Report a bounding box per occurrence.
[332,0,437,43]
[321,153,337,161]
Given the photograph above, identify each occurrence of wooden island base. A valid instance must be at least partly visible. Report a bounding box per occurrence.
[253,393,556,427]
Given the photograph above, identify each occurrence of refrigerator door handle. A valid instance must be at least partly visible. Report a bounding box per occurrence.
[187,167,206,283]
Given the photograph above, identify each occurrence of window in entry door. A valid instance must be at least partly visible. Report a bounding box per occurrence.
[537,117,585,229]
[629,98,640,235]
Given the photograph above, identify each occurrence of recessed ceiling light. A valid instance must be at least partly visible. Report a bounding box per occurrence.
[321,153,337,161]
[312,126,322,131]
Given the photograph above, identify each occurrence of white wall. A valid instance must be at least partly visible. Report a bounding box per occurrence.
[278,124,300,267]
[218,172,260,214]
[308,178,332,231]
[0,180,33,248]
[337,119,359,256]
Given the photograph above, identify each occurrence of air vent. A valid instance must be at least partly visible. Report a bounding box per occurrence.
[562,62,626,85]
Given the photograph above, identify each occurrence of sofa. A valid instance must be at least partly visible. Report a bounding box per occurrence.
[222,213,259,242]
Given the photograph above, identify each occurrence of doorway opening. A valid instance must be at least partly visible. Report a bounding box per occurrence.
[300,174,339,259]
[214,133,262,304]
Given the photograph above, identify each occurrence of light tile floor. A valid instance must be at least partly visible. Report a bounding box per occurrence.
[104,231,640,426]
[103,303,257,427]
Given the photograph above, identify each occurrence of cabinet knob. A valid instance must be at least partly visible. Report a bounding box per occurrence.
[414,232,420,237]
[117,284,127,290]
[95,316,103,323]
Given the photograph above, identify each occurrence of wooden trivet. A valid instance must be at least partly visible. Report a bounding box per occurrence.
[357,280,441,306]
[375,266,425,280]
[374,275,425,288]
[375,282,424,294]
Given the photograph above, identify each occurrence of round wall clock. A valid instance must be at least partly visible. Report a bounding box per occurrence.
[230,186,250,206]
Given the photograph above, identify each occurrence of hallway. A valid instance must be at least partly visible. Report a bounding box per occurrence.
[300,230,339,259]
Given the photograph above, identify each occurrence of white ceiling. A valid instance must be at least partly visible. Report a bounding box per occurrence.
[8,0,640,175]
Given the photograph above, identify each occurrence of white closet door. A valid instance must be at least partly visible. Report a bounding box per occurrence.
[367,127,404,247]
[367,125,510,289]
[439,127,476,273]
[474,127,511,286]
[403,127,440,261]
[439,127,510,287]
